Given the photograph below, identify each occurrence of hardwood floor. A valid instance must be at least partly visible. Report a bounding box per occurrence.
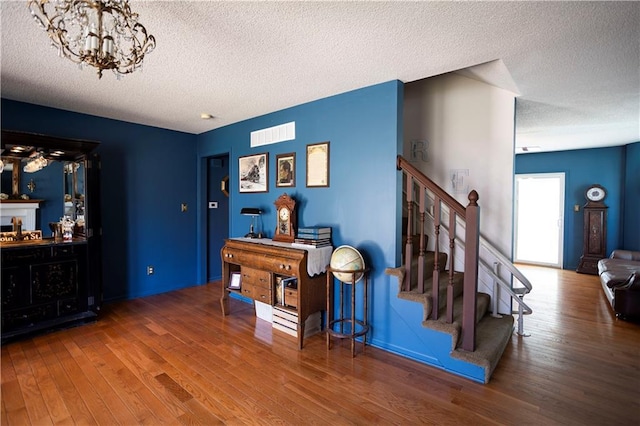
[2,266,639,425]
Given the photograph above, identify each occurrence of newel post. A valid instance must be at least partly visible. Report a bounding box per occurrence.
[461,190,480,352]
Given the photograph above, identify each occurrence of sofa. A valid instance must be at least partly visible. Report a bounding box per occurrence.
[597,250,640,320]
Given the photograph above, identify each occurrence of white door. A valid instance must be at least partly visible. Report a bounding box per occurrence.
[514,173,565,268]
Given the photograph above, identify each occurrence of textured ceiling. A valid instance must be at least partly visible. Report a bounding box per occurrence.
[1,1,639,153]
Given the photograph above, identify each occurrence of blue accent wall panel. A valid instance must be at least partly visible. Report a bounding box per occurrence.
[2,99,198,301]
[515,146,629,269]
[623,142,640,251]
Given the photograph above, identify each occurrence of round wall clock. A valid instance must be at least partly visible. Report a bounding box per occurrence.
[585,184,606,203]
[273,193,296,243]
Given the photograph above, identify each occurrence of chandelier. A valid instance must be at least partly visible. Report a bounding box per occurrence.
[28,0,156,79]
[23,153,49,173]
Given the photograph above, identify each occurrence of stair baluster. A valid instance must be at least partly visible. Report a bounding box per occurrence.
[404,174,414,292]
[417,187,427,294]
[447,213,456,323]
[432,199,441,320]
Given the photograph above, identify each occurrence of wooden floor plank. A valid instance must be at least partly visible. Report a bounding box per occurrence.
[62,336,143,425]
[2,265,639,425]
[30,339,95,425]
[20,339,73,425]
[80,339,161,424]
[8,342,54,425]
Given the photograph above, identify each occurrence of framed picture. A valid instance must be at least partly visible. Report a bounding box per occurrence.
[306,141,330,187]
[276,152,295,187]
[239,153,268,193]
[229,272,241,290]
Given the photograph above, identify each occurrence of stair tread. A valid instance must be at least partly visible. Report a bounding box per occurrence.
[421,292,490,337]
[451,314,514,383]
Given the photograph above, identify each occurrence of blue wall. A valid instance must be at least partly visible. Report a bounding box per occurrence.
[623,142,640,251]
[515,144,638,268]
[1,99,199,301]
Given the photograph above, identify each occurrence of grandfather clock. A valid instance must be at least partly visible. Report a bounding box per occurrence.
[576,184,607,275]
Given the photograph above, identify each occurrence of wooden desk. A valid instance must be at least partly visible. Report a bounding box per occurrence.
[220,238,328,349]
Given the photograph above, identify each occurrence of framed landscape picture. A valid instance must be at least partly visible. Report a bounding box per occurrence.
[276,152,295,187]
[306,141,330,187]
[239,153,268,193]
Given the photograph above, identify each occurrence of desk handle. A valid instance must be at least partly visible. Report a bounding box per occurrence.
[225,253,234,258]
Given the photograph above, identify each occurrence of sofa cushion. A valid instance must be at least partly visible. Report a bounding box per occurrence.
[610,250,640,262]
[598,258,640,287]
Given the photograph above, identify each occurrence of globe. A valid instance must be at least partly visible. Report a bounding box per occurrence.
[330,245,365,283]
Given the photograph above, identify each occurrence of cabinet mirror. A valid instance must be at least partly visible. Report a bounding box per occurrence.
[1,130,98,238]
[64,161,86,226]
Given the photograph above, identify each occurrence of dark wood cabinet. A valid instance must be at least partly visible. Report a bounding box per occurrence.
[1,130,102,343]
[1,242,96,337]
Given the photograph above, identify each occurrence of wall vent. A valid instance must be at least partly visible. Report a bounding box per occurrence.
[250,122,295,147]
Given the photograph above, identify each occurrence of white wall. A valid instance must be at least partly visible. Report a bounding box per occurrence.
[403,73,516,313]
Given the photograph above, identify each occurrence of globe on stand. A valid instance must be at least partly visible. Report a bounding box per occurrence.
[329,245,365,283]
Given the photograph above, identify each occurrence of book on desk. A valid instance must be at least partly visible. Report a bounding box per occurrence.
[294,226,332,248]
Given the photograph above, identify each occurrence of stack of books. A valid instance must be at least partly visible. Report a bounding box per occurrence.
[293,226,332,248]
[273,308,322,338]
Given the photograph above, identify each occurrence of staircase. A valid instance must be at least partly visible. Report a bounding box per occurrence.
[385,155,532,383]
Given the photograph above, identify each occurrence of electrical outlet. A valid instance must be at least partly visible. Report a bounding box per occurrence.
[147,265,154,275]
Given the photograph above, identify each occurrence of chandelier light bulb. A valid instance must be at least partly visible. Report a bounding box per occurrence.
[28,0,156,79]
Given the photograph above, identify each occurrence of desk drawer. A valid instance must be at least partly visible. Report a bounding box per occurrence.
[284,288,298,309]
[222,247,264,266]
[253,285,272,303]
[241,283,272,303]
[241,267,270,289]
[265,256,300,276]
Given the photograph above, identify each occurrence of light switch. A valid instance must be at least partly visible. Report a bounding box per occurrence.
[209,201,218,209]
[181,203,188,212]
[574,204,580,212]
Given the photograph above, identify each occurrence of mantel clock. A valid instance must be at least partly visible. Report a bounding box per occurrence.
[273,193,296,243]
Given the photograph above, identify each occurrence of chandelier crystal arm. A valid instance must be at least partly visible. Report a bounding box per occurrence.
[28,0,156,79]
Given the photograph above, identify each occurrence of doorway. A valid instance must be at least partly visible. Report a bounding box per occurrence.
[207,155,230,281]
[514,173,565,268]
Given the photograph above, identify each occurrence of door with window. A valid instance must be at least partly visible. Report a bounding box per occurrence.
[514,173,565,268]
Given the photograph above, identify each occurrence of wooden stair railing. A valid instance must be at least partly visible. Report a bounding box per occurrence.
[398,155,480,352]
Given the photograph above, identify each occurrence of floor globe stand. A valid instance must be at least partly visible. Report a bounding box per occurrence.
[325,266,370,357]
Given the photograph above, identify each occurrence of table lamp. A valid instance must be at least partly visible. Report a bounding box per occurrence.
[241,208,262,238]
